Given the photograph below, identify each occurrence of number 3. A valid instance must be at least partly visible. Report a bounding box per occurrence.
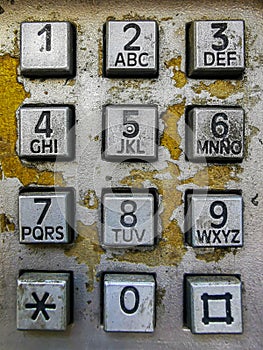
[211,23,229,51]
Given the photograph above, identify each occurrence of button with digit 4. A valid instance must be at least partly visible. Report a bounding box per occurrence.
[18,105,75,160]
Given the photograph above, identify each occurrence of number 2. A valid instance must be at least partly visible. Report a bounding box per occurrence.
[211,23,229,51]
[124,23,141,51]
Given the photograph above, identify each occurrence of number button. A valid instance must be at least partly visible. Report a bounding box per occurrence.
[187,20,245,78]
[19,188,74,244]
[103,274,156,332]
[101,188,158,248]
[20,22,75,77]
[185,193,243,247]
[185,275,242,333]
[102,105,158,162]
[18,105,75,160]
[186,106,244,162]
[104,21,158,78]
[17,272,72,331]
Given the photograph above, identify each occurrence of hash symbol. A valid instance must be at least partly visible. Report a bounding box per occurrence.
[201,292,234,325]
[25,292,56,320]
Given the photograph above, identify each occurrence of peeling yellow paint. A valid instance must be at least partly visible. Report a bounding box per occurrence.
[82,190,99,210]
[193,80,243,99]
[0,213,15,233]
[160,101,185,160]
[195,248,234,263]
[0,54,64,186]
[65,222,104,292]
[182,165,242,189]
[165,56,187,88]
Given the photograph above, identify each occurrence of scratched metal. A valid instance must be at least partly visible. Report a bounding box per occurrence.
[0,1,263,350]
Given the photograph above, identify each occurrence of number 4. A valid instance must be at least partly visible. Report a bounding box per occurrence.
[35,111,53,138]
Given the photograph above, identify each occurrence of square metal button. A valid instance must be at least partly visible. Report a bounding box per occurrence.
[18,105,75,160]
[102,105,158,162]
[101,189,157,248]
[186,106,244,162]
[17,272,72,331]
[104,20,158,78]
[19,188,74,244]
[103,274,156,332]
[186,193,243,247]
[20,22,75,77]
[185,275,242,333]
[187,20,245,78]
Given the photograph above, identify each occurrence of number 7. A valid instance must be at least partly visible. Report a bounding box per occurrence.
[34,198,52,225]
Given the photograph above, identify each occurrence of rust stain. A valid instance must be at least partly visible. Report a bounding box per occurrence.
[165,56,187,88]
[65,221,104,292]
[0,213,15,233]
[160,101,185,160]
[82,190,99,210]
[0,54,64,186]
[193,80,243,99]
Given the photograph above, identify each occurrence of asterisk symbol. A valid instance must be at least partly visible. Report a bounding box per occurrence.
[25,292,56,320]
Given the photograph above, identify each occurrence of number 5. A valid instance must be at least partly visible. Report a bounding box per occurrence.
[123,110,139,138]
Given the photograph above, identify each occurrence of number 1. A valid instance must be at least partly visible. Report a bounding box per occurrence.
[38,24,51,51]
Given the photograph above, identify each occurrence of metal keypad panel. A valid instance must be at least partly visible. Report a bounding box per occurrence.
[101,189,158,247]
[187,20,245,78]
[103,274,156,332]
[20,22,75,77]
[185,275,242,334]
[185,192,243,248]
[19,188,74,244]
[186,106,244,163]
[17,272,72,331]
[102,104,158,162]
[104,20,158,78]
[18,105,75,160]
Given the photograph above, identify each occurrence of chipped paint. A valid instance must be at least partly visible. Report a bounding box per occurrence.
[0,54,64,186]
[65,221,104,292]
[192,80,243,99]
[165,56,187,88]
[0,213,15,233]
[160,101,185,160]
[182,165,243,189]
[194,247,235,263]
[82,190,99,210]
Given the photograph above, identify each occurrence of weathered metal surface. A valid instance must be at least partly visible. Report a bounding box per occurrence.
[0,0,262,349]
